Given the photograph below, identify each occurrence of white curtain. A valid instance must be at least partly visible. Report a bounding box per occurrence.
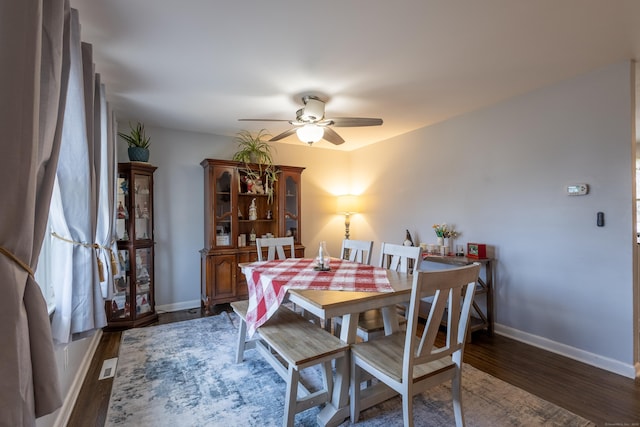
[50,9,112,343]
[0,0,69,424]
[95,79,118,300]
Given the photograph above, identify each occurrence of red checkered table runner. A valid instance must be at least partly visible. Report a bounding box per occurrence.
[244,258,393,336]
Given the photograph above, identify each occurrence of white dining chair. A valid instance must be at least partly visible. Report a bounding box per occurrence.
[378,241,421,274]
[334,241,422,340]
[340,238,373,264]
[351,242,422,340]
[232,236,296,362]
[350,263,481,427]
[256,236,295,261]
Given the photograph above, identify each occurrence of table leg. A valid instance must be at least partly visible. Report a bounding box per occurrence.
[317,312,357,427]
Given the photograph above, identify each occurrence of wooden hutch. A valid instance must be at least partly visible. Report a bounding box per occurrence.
[200,159,305,312]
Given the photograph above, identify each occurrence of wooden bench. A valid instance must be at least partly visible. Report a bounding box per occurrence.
[229,299,259,363]
[254,305,349,427]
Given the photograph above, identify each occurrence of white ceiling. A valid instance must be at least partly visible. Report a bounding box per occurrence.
[70,0,640,151]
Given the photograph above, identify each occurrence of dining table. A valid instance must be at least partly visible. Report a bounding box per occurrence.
[239,257,414,427]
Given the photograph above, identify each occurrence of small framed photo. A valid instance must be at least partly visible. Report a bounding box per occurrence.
[467,243,487,259]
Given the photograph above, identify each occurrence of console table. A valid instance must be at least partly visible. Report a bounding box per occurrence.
[421,254,494,336]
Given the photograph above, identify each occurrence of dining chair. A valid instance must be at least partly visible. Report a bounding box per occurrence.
[350,262,481,427]
[256,236,295,261]
[340,238,373,264]
[255,235,324,326]
[232,236,296,362]
[378,241,421,274]
[333,239,375,337]
[347,242,422,340]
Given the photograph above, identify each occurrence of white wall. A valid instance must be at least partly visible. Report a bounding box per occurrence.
[118,60,636,377]
[350,61,636,376]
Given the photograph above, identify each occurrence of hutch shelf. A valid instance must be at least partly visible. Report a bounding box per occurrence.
[200,159,305,312]
[105,162,158,330]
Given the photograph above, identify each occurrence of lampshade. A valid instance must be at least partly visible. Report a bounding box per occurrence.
[296,124,324,145]
[337,194,359,214]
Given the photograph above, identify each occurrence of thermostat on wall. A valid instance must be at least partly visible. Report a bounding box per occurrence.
[566,183,589,196]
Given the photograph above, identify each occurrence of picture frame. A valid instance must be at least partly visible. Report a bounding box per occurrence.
[467,243,487,259]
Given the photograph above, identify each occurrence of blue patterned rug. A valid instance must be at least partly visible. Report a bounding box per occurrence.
[105,313,595,426]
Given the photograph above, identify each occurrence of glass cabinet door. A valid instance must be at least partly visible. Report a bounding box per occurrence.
[283,174,300,243]
[135,246,153,315]
[111,249,131,320]
[116,174,130,241]
[214,169,233,246]
[134,174,152,240]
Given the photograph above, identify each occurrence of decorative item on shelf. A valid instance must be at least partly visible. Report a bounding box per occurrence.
[336,194,359,240]
[467,243,487,259]
[232,129,279,203]
[238,207,243,219]
[249,227,256,244]
[266,209,272,220]
[248,198,257,220]
[403,229,414,246]
[118,122,151,162]
[120,179,128,195]
[253,179,265,195]
[314,241,331,271]
[117,201,128,219]
[433,223,459,255]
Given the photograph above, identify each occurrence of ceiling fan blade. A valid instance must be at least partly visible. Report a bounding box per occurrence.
[326,117,383,127]
[269,128,297,142]
[238,118,291,122]
[322,127,345,145]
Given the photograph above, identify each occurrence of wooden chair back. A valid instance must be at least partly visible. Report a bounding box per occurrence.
[340,239,374,264]
[406,263,480,370]
[349,262,481,426]
[256,236,295,261]
[378,242,422,273]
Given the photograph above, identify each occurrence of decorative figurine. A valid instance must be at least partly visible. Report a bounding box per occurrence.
[403,229,414,246]
[238,207,243,219]
[249,227,256,243]
[253,179,265,195]
[245,178,255,194]
[266,209,272,220]
[117,201,128,219]
[249,198,258,220]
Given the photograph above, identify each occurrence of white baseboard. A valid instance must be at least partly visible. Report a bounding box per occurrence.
[156,299,201,313]
[495,323,636,379]
[53,329,103,427]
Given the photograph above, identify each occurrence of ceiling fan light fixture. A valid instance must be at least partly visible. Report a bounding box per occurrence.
[296,124,324,145]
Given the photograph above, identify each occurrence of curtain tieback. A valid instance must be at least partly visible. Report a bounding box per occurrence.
[51,232,116,280]
[0,246,34,277]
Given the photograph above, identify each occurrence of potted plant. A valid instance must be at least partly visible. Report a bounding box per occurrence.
[118,122,151,162]
[232,129,279,203]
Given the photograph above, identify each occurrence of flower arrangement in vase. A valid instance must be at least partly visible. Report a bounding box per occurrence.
[433,223,459,253]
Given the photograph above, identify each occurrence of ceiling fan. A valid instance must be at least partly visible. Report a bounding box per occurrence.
[238,95,383,145]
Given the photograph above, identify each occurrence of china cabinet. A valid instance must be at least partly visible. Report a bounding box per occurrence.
[105,162,158,330]
[200,159,305,312]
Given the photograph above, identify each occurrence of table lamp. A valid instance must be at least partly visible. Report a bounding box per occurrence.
[336,195,359,240]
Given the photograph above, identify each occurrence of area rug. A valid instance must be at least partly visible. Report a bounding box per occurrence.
[105,313,595,427]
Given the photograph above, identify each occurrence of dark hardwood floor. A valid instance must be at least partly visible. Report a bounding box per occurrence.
[67,306,640,426]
